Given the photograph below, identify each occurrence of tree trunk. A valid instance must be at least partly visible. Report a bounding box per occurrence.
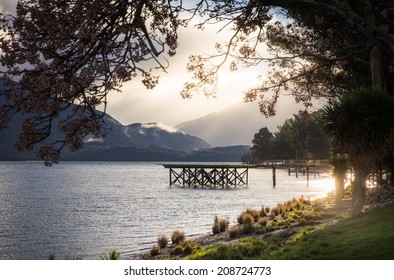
[364,0,384,89]
[350,166,368,218]
[370,45,383,89]
[334,170,346,204]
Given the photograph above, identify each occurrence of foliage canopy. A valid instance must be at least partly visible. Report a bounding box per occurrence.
[1,0,394,163]
[250,111,330,162]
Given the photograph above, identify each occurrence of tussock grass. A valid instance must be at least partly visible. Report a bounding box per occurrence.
[171,245,184,256]
[212,216,228,234]
[171,230,185,245]
[219,219,229,232]
[228,227,240,238]
[157,235,168,249]
[100,249,120,260]
[196,203,394,260]
[150,244,161,256]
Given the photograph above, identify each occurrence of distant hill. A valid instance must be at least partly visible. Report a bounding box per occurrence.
[176,101,300,147]
[0,111,213,161]
[0,79,249,162]
[64,145,250,162]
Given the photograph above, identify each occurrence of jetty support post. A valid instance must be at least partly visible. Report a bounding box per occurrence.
[272,166,276,187]
[169,167,172,186]
[306,166,310,186]
[246,167,249,185]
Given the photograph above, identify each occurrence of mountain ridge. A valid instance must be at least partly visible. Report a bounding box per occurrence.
[1,79,249,162]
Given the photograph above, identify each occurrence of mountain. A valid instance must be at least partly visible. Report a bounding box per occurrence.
[0,79,248,162]
[82,113,212,152]
[0,111,212,160]
[175,101,301,147]
[0,80,211,160]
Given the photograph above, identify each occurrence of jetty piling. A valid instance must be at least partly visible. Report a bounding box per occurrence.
[272,166,276,187]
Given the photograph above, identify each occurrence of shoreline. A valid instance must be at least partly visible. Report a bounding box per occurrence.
[130,191,352,260]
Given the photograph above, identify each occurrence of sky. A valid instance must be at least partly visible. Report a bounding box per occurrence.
[0,0,309,128]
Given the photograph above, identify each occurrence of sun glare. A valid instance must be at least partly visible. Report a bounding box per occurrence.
[312,177,335,197]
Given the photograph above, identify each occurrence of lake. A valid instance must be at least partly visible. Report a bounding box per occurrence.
[0,161,333,259]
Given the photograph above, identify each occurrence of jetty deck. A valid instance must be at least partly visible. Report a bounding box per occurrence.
[163,161,332,188]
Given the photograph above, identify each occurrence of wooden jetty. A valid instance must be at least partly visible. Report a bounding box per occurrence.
[163,160,333,188]
[163,164,251,188]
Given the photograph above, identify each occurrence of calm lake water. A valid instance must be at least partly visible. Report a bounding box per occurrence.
[0,161,334,259]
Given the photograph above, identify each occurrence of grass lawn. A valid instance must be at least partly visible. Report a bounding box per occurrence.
[187,203,394,260]
[270,203,394,259]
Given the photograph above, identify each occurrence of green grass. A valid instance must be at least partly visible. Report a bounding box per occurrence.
[187,238,269,260]
[188,203,394,260]
[269,203,394,259]
[100,249,121,260]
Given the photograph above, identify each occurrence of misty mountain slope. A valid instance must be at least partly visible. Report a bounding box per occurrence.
[0,114,211,160]
[122,122,210,152]
[0,83,211,160]
[175,102,293,147]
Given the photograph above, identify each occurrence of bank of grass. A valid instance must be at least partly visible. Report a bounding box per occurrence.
[187,203,394,260]
[272,203,394,259]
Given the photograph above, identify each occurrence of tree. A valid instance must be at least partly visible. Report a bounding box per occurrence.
[1,1,394,164]
[273,111,330,159]
[250,127,274,162]
[0,0,184,164]
[250,111,330,161]
[182,1,394,114]
[320,87,394,217]
[331,154,348,203]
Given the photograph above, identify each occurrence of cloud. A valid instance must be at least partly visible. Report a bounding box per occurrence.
[0,0,17,14]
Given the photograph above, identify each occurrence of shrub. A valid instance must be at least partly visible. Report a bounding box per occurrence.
[219,219,229,232]
[242,213,254,225]
[260,205,265,216]
[157,235,168,249]
[270,208,279,218]
[213,216,221,234]
[212,222,221,234]
[279,204,288,215]
[299,196,311,206]
[228,227,240,238]
[182,240,196,255]
[237,213,244,224]
[246,209,260,222]
[258,217,269,227]
[171,230,185,245]
[241,222,254,235]
[150,244,161,256]
[171,245,184,255]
